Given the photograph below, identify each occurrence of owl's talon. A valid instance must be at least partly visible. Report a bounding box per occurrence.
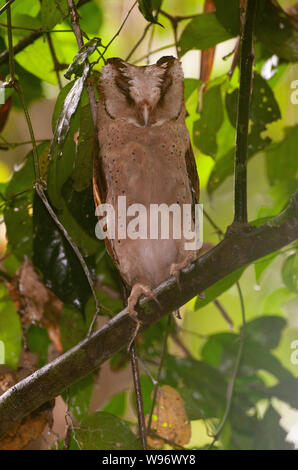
[170,264,182,291]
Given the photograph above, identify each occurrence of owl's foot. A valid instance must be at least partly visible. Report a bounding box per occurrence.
[170,254,196,290]
[170,243,214,289]
[126,283,161,351]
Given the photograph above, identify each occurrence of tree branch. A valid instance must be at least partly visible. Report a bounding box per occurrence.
[234,0,257,223]
[0,191,297,438]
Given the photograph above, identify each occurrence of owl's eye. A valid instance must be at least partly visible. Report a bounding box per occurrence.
[159,77,173,103]
[115,76,133,104]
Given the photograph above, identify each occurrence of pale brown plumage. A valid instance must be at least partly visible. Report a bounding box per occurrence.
[93,56,200,321]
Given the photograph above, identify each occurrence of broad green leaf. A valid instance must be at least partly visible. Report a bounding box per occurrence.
[4,142,49,260]
[179,387,215,420]
[102,392,127,417]
[213,0,240,37]
[184,78,201,102]
[255,0,298,62]
[2,15,58,84]
[207,124,270,195]
[265,125,298,187]
[163,355,226,417]
[138,0,163,26]
[41,0,69,30]
[0,284,22,369]
[59,304,91,351]
[202,332,292,381]
[33,194,93,312]
[253,406,292,450]
[76,412,141,450]
[225,73,280,128]
[26,325,50,368]
[79,0,103,35]
[240,315,287,350]
[195,268,244,310]
[178,13,232,57]
[270,378,298,409]
[193,84,223,158]
[72,103,94,192]
[282,253,298,293]
[63,374,94,421]
[254,250,280,283]
[262,287,294,315]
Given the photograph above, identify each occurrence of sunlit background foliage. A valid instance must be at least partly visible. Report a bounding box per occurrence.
[0,0,297,450]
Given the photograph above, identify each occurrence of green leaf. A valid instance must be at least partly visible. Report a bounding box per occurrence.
[63,374,94,421]
[207,124,271,195]
[138,0,163,26]
[184,78,201,102]
[0,284,22,369]
[163,355,226,417]
[265,125,298,187]
[240,315,287,350]
[4,142,49,260]
[213,0,240,37]
[78,1,103,35]
[195,268,244,310]
[178,12,232,57]
[202,332,292,381]
[41,0,69,30]
[253,406,292,450]
[65,38,102,80]
[26,325,50,368]
[179,387,215,420]
[72,103,94,192]
[250,73,281,126]
[270,378,298,409]
[193,84,223,158]
[282,253,298,293]
[255,0,298,62]
[59,304,91,350]
[102,392,127,417]
[76,412,141,450]
[33,193,93,312]
[254,250,280,283]
[225,73,281,128]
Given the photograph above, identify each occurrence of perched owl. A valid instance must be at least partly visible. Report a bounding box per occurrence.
[93,56,200,333]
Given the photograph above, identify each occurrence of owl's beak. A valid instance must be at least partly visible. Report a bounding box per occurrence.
[140,101,150,126]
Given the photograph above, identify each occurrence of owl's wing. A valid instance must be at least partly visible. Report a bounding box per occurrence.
[185,143,200,208]
[93,139,122,273]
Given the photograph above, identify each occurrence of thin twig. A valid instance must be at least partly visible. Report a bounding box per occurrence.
[233,0,257,223]
[125,22,152,61]
[0,0,15,16]
[46,33,62,89]
[0,30,43,66]
[0,23,73,32]
[132,43,176,64]
[213,299,234,330]
[130,343,147,450]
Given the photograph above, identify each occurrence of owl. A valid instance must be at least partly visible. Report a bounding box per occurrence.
[93,56,200,336]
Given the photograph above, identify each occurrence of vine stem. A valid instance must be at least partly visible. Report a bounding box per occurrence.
[233,0,257,223]
[207,282,246,449]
